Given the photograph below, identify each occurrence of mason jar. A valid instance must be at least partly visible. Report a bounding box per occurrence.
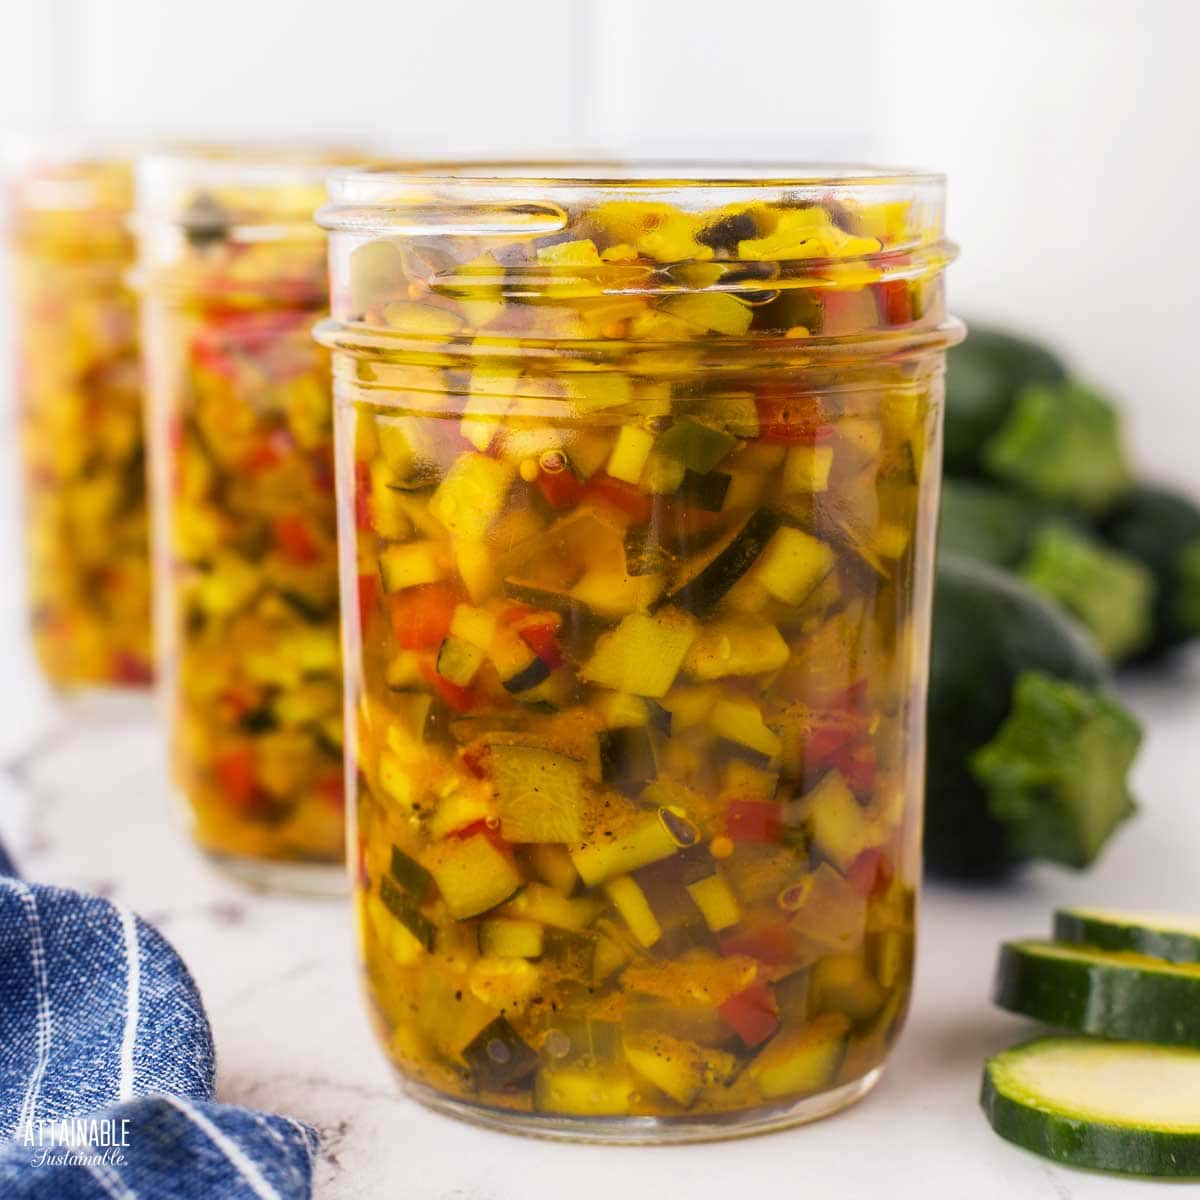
[318,164,960,1139]
[7,149,153,691]
[136,150,355,890]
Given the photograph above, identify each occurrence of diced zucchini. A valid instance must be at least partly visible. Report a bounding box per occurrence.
[427,783,496,840]
[656,417,737,474]
[684,615,788,680]
[660,508,780,617]
[810,954,887,1021]
[381,300,464,337]
[479,917,545,959]
[379,541,447,592]
[571,567,664,618]
[563,373,633,414]
[660,683,720,731]
[430,453,515,540]
[640,451,687,495]
[607,425,656,485]
[454,539,499,602]
[806,769,878,872]
[686,872,742,932]
[580,609,697,698]
[605,875,662,947]
[489,744,584,843]
[662,293,754,337]
[498,882,602,931]
[708,696,781,766]
[623,1032,738,1107]
[570,810,681,886]
[379,874,434,950]
[873,519,910,560]
[490,626,553,696]
[598,726,657,797]
[755,526,836,606]
[462,1016,538,1092]
[677,469,732,511]
[460,365,520,451]
[389,845,431,896]
[835,417,883,470]
[436,636,485,687]
[449,604,497,651]
[534,1064,637,1116]
[748,1013,850,1099]
[596,692,651,729]
[782,443,834,494]
[982,1037,1200,1179]
[426,833,521,919]
[529,843,580,896]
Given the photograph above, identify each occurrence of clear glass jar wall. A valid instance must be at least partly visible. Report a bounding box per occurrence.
[8,153,154,690]
[318,164,961,1139]
[136,153,351,885]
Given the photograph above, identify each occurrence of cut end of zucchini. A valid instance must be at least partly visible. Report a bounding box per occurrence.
[971,670,1140,870]
[982,1036,1200,1178]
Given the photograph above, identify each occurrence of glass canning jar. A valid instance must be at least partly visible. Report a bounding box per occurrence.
[317,163,961,1140]
[6,149,153,691]
[136,150,357,891]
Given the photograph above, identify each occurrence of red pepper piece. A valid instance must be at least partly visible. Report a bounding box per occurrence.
[756,388,833,445]
[517,621,563,670]
[357,572,378,631]
[112,652,153,687]
[446,817,509,852]
[718,981,780,1047]
[874,279,913,326]
[391,582,460,649]
[273,514,321,564]
[353,461,373,532]
[721,916,796,965]
[242,429,295,473]
[584,473,652,524]
[314,770,345,811]
[838,742,878,796]
[805,723,859,771]
[846,848,894,898]
[419,661,477,713]
[212,746,258,814]
[536,466,586,510]
[725,798,782,843]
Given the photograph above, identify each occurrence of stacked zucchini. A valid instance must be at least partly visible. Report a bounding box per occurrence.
[984,908,1200,1177]
[928,325,1200,879]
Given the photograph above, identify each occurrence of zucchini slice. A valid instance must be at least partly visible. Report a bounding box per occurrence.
[993,940,1200,1045]
[1054,907,1200,965]
[982,1037,1200,1178]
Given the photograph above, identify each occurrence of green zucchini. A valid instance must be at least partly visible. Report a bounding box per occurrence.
[982,1036,1200,1178]
[659,508,780,617]
[943,326,1068,476]
[463,1016,539,1092]
[436,636,485,687]
[1054,908,1200,965]
[379,874,435,949]
[598,727,657,797]
[655,416,737,474]
[993,940,1200,1045]
[489,745,584,843]
[677,469,732,512]
[926,554,1141,879]
[1099,484,1200,659]
[389,845,431,897]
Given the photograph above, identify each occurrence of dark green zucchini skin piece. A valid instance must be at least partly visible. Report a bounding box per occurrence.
[677,469,732,512]
[598,727,657,797]
[1054,909,1200,965]
[390,846,431,896]
[1099,483,1200,660]
[463,1017,539,1092]
[926,554,1112,879]
[943,325,1067,476]
[981,1038,1200,1178]
[502,657,552,695]
[992,940,1200,1045]
[657,508,780,617]
[380,875,435,949]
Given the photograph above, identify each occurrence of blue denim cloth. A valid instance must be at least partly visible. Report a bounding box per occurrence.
[0,869,317,1198]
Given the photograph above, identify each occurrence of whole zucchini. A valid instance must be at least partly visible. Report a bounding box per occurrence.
[925,554,1141,879]
[943,326,1067,476]
[1098,483,1200,660]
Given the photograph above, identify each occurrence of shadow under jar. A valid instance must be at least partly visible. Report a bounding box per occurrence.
[7,151,154,692]
[317,163,961,1140]
[136,151,356,892]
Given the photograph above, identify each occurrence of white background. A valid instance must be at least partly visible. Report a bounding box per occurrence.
[1,4,1199,1196]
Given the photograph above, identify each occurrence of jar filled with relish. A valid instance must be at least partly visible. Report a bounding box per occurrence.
[7,149,153,691]
[136,151,357,890]
[318,164,960,1139]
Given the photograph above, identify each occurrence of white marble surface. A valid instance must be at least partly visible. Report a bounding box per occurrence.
[0,660,1196,1199]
